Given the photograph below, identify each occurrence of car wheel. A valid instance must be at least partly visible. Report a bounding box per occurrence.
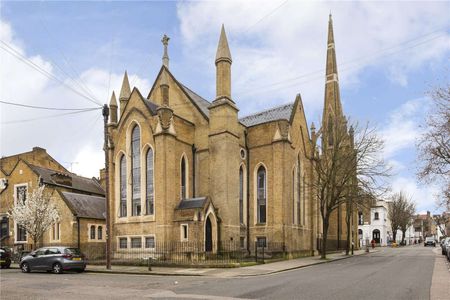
[21,262,30,273]
[52,263,63,274]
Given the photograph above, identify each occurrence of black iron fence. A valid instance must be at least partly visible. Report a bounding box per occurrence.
[1,240,314,266]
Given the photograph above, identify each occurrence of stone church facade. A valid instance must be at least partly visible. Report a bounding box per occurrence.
[106,16,355,255]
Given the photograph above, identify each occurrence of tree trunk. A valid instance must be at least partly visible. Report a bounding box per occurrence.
[401,230,406,245]
[345,202,352,255]
[321,219,330,259]
[392,228,397,243]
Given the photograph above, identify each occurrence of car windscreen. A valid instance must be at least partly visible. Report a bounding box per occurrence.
[64,248,81,255]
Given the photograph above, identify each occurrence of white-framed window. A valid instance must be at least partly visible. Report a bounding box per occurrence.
[119,237,128,249]
[88,224,105,242]
[181,224,188,241]
[131,237,142,248]
[97,226,103,240]
[145,236,155,249]
[50,222,60,242]
[14,183,28,243]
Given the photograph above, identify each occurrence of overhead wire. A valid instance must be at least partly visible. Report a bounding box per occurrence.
[0,41,102,107]
[36,1,99,102]
[1,108,100,125]
[238,28,449,96]
[0,100,99,111]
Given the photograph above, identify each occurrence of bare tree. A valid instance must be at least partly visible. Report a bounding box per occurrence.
[388,191,416,244]
[9,185,60,249]
[433,213,449,237]
[309,118,390,259]
[417,83,450,207]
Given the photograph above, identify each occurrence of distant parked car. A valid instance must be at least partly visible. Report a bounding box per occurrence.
[0,247,12,269]
[441,237,450,256]
[446,242,450,262]
[20,247,86,274]
[424,237,436,247]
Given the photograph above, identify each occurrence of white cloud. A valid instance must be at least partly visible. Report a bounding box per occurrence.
[390,176,440,214]
[0,20,150,178]
[380,97,427,158]
[176,1,450,119]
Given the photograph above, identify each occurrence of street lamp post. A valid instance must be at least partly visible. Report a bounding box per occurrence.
[102,104,111,270]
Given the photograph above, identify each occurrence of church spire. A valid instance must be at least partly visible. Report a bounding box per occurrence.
[119,71,131,116]
[322,14,343,123]
[162,34,170,68]
[214,24,232,101]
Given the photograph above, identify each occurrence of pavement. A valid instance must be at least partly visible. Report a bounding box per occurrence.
[67,249,373,277]
[430,247,450,300]
[2,245,448,299]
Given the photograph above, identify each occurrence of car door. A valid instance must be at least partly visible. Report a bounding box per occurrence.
[42,248,61,270]
[28,249,46,270]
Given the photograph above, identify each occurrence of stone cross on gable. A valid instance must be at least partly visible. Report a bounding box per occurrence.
[162,34,170,68]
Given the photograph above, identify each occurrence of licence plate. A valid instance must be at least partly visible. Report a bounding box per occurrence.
[73,257,81,261]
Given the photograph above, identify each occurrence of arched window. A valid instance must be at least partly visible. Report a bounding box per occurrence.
[239,166,244,224]
[97,226,103,240]
[374,212,379,220]
[90,225,95,240]
[119,155,127,217]
[146,148,154,215]
[181,156,187,199]
[131,125,141,216]
[297,156,301,225]
[257,166,266,224]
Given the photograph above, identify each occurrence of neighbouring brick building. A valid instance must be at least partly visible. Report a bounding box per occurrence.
[105,15,356,257]
[0,147,106,256]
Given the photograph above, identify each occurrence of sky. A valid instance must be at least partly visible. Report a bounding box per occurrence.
[0,1,449,214]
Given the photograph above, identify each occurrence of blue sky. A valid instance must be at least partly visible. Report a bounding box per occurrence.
[1,1,449,214]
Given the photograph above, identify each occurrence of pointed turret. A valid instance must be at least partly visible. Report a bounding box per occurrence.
[322,14,344,147]
[161,34,170,68]
[215,25,232,64]
[109,91,118,124]
[119,71,131,116]
[214,25,233,101]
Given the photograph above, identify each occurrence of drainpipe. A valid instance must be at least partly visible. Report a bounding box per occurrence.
[245,130,250,254]
[77,216,81,249]
[192,144,196,198]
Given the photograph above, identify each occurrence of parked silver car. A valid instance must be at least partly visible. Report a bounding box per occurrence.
[20,247,86,274]
[441,237,450,256]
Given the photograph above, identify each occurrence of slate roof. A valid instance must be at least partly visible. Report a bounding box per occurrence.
[28,164,105,196]
[60,191,106,219]
[179,84,211,118]
[143,98,159,115]
[239,103,295,127]
[176,197,208,210]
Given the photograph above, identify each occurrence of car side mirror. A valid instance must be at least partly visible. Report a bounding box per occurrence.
[30,252,36,257]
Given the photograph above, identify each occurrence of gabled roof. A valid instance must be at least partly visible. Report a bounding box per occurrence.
[179,84,211,118]
[28,164,105,196]
[176,197,208,210]
[147,66,211,120]
[239,103,295,127]
[60,191,105,220]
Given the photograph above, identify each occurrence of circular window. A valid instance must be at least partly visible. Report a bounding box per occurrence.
[240,149,246,160]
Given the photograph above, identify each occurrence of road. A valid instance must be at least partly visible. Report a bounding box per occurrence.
[0,245,445,300]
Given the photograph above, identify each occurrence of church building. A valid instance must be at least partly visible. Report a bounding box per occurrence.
[106,15,354,255]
